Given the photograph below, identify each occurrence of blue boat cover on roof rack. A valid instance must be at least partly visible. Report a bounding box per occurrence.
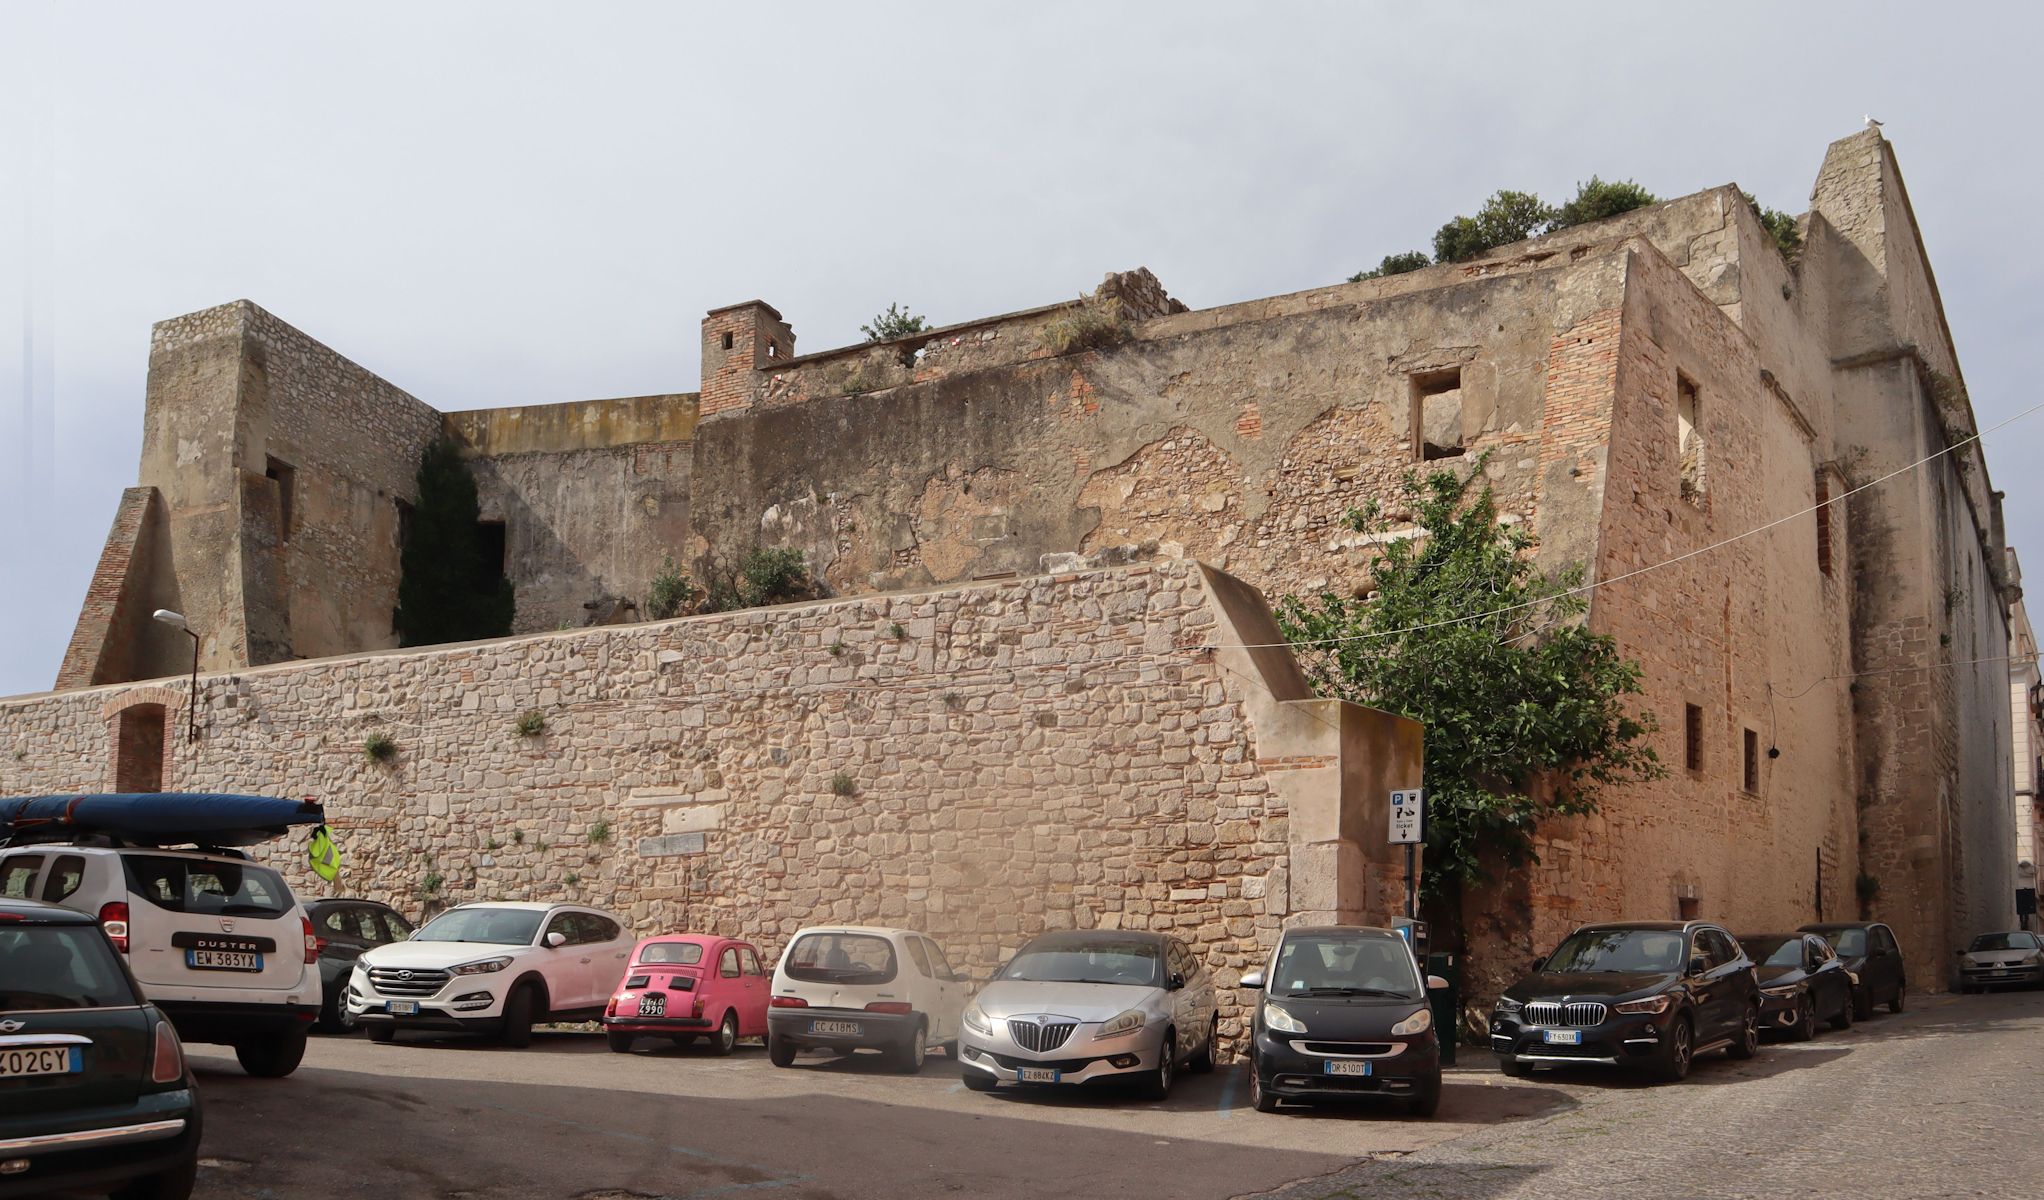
[0,793,325,848]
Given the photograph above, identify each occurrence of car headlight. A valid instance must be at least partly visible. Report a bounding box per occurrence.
[1760,984,1799,998]
[451,956,513,976]
[1262,1002,1307,1034]
[1614,994,1673,1015]
[1390,1007,1432,1036]
[963,1002,992,1036]
[1097,1008,1147,1038]
[1493,996,1524,1014]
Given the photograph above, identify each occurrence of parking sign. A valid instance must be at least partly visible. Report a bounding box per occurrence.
[1389,789,1425,844]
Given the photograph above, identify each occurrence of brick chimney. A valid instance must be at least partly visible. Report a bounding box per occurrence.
[700,301,794,419]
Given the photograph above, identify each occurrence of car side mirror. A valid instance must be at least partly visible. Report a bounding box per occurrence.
[1688,955,1708,977]
[1427,974,1449,991]
[1168,972,1186,991]
[545,932,567,949]
[1240,971,1265,990]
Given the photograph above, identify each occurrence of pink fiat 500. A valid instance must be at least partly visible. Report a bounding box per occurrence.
[604,935,768,1055]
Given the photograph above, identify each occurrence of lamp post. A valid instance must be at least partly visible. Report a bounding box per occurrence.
[152,609,200,743]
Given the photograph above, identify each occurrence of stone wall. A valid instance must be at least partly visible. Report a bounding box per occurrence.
[3,562,1419,1053]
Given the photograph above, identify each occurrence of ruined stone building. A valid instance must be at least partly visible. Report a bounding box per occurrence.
[10,129,2016,1002]
[2008,552,2040,929]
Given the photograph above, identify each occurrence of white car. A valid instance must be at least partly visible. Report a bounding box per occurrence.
[349,901,632,1046]
[0,843,321,1076]
[766,925,969,1073]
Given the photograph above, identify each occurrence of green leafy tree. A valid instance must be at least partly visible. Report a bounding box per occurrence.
[860,303,928,342]
[395,439,514,647]
[703,546,815,612]
[1349,251,1432,283]
[1742,191,1802,261]
[1433,189,1555,263]
[1274,461,1663,910]
[1550,177,1658,229]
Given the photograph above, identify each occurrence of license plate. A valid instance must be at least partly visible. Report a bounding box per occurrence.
[637,994,666,1018]
[809,1019,862,1037]
[1323,1059,1373,1076]
[1017,1066,1061,1083]
[0,1046,78,1078]
[187,949,262,971]
[388,1001,420,1015]
[1542,1029,1582,1045]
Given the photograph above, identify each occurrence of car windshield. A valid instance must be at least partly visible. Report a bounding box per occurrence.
[1970,933,2038,952]
[1741,937,1802,968]
[639,942,705,965]
[783,933,897,984]
[1269,934,1420,998]
[1544,928,1686,973]
[122,854,292,917]
[414,907,545,946]
[999,936,1163,987]
[1817,928,1866,956]
[0,926,137,1010]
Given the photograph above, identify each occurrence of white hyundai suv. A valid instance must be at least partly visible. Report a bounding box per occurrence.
[0,843,321,1076]
[349,901,632,1046]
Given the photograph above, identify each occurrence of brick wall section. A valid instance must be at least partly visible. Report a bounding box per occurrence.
[3,563,1317,1053]
[55,487,161,689]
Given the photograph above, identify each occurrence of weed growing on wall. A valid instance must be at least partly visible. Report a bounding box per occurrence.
[704,547,815,613]
[829,772,858,797]
[515,709,546,737]
[646,553,699,620]
[587,819,611,845]
[395,438,515,647]
[1275,459,1663,914]
[860,303,928,342]
[1042,296,1131,356]
[363,732,397,763]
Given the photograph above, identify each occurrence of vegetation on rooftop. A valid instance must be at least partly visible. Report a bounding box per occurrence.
[861,303,928,342]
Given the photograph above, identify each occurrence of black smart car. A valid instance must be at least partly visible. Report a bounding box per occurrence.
[1490,921,1760,1083]
[1241,925,1443,1116]
[305,897,415,1032]
[1739,932,1854,1040]
[0,898,201,1200]
[1801,921,1906,1017]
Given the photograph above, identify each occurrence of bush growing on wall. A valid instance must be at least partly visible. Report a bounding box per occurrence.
[395,439,514,647]
[1349,251,1432,282]
[1433,190,1555,263]
[1549,177,1658,229]
[860,303,928,342]
[702,547,816,613]
[1042,295,1132,356]
[646,553,698,620]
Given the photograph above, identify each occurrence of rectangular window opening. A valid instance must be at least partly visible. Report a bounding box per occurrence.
[721,331,735,351]
[1684,703,1704,773]
[1677,895,1700,921]
[1411,368,1466,462]
[1676,374,1705,505]
[1743,728,1760,793]
[475,520,507,590]
[1814,473,1834,577]
[265,456,296,541]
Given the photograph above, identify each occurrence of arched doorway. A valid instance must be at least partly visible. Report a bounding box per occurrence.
[114,703,166,793]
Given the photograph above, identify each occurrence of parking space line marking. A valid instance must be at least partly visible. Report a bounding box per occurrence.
[1217,1062,1241,1119]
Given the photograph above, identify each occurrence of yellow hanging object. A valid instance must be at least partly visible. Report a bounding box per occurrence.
[307,824,341,883]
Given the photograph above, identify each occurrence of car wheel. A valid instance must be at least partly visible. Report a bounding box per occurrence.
[1791,997,1817,1042]
[366,1024,395,1044]
[963,1068,998,1092]
[1726,1004,1759,1060]
[1889,981,1906,1014]
[500,984,537,1049]
[1497,1055,1531,1078]
[1652,1016,1692,1083]
[1143,1033,1176,1101]
[606,1029,635,1054]
[234,1026,308,1078]
[1406,1074,1442,1118]
[1188,1015,1217,1074]
[894,1021,929,1074]
[1250,1064,1280,1112]
[1829,992,1854,1031]
[710,1011,739,1057]
[767,1034,797,1068]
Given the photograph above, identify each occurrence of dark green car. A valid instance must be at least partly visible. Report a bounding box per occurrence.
[0,899,201,1199]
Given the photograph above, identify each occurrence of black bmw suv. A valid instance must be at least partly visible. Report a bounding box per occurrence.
[1490,921,1760,1083]
[0,898,201,1199]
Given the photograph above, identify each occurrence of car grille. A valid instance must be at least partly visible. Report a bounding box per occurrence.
[1008,1019,1078,1053]
[1523,1001,1607,1027]
[1298,1041,1395,1056]
[368,966,451,997]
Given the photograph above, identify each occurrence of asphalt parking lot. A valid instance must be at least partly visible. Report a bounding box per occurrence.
[178,1032,1562,1200]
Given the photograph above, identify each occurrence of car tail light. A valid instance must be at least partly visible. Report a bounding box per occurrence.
[99,902,129,954]
[149,1020,185,1084]
[606,995,620,1018]
[302,916,319,965]
[769,995,809,1008]
[864,1002,913,1015]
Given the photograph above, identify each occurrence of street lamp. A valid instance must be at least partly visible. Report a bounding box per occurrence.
[152,609,200,743]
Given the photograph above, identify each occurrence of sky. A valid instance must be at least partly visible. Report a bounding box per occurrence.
[2,1,2040,698]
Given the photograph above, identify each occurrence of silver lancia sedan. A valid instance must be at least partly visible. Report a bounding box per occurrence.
[957,929,1219,1101]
